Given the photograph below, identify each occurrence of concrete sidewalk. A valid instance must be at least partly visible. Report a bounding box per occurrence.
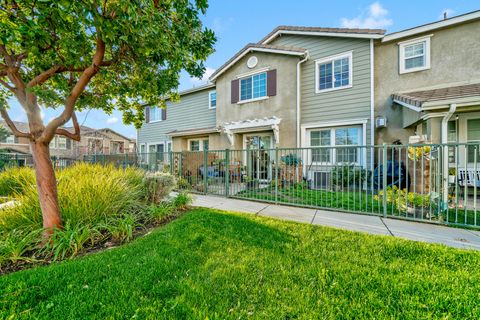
[192,194,480,251]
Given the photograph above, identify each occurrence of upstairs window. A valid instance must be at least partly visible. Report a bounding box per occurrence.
[209,91,217,109]
[315,52,352,93]
[399,35,431,74]
[149,107,163,122]
[240,72,267,101]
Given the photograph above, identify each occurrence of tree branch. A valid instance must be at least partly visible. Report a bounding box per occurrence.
[0,78,16,92]
[41,36,106,142]
[0,108,31,139]
[55,111,81,141]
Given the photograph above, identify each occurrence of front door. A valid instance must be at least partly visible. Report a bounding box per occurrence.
[245,134,272,181]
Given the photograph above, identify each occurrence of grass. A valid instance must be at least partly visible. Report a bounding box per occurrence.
[1,208,480,319]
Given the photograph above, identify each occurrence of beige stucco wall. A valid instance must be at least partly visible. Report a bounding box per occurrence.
[214,51,300,149]
[374,20,480,144]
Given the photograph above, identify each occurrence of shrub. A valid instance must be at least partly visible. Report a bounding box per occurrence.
[375,186,433,211]
[331,165,370,190]
[145,203,175,223]
[144,172,176,204]
[41,223,101,261]
[172,192,192,209]
[177,177,191,190]
[0,166,35,197]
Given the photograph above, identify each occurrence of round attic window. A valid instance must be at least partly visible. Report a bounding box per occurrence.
[247,56,258,69]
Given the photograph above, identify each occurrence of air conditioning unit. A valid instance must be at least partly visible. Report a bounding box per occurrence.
[375,117,387,128]
[309,171,331,190]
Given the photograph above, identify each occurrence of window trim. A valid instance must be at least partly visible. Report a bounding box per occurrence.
[315,51,353,94]
[238,71,268,103]
[149,106,164,123]
[187,138,209,151]
[398,35,432,74]
[208,90,217,109]
[5,135,15,144]
[57,137,67,150]
[308,125,363,165]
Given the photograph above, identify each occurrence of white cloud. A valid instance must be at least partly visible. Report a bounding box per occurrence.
[106,116,119,124]
[340,2,393,29]
[439,8,455,20]
[189,67,216,87]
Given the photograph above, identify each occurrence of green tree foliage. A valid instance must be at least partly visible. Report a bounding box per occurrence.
[0,0,215,232]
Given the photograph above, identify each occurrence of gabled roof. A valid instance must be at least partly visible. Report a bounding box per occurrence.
[392,83,480,110]
[382,10,480,42]
[0,120,30,133]
[259,26,385,44]
[209,43,307,81]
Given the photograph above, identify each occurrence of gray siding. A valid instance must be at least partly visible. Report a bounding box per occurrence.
[138,88,216,145]
[270,35,373,144]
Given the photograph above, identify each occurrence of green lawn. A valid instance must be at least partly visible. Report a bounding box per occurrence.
[1,208,480,319]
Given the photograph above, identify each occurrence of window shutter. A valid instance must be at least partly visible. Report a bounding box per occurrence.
[267,69,277,96]
[162,107,167,121]
[231,79,239,104]
[66,138,71,150]
[144,106,150,123]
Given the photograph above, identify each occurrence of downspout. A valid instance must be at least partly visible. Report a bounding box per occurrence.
[369,39,375,171]
[441,103,457,209]
[296,51,309,148]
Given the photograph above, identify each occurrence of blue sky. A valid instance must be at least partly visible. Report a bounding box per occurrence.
[7,0,479,138]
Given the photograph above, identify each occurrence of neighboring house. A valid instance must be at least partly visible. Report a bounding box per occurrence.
[69,126,136,158]
[0,121,135,159]
[0,120,75,158]
[375,10,480,148]
[138,83,217,154]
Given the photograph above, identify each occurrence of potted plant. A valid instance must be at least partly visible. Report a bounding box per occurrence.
[448,168,456,184]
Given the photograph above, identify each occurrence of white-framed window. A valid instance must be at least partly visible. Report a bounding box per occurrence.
[57,137,67,149]
[209,91,217,109]
[315,51,353,93]
[5,135,15,144]
[139,144,146,154]
[309,126,362,164]
[149,106,164,122]
[188,138,208,151]
[240,72,267,102]
[398,35,431,74]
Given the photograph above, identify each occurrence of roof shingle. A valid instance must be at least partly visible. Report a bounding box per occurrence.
[392,83,480,108]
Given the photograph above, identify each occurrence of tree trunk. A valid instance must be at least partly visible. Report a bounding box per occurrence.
[30,141,62,235]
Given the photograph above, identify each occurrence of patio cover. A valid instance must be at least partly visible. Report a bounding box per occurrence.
[222,117,281,146]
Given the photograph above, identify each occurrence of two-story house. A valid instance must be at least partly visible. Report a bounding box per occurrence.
[138,26,384,180]
[375,10,480,148]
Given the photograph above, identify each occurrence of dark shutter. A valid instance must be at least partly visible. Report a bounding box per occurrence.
[66,138,71,150]
[231,79,239,104]
[144,106,150,123]
[162,107,167,121]
[267,69,277,97]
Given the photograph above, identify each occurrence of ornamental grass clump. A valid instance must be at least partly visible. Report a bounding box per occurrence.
[0,163,185,271]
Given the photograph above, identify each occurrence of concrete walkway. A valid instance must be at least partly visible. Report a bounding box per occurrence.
[192,194,480,251]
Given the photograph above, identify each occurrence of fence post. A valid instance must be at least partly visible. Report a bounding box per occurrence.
[203,149,208,195]
[225,149,230,198]
[125,153,128,168]
[382,143,387,218]
[169,151,173,175]
[275,147,279,204]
